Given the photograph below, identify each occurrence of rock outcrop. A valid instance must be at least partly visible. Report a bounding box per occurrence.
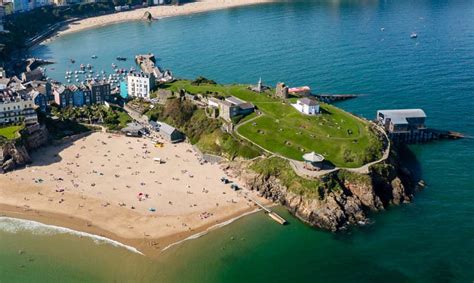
[229,153,414,232]
[24,124,49,150]
[0,142,31,172]
[0,125,49,173]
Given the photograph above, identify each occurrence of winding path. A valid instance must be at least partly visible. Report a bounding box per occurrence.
[234,112,391,178]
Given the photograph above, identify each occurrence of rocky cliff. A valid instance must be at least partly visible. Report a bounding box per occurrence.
[228,153,415,231]
[0,125,49,173]
[0,142,31,172]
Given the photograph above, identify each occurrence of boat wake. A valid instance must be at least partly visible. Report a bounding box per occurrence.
[0,217,143,255]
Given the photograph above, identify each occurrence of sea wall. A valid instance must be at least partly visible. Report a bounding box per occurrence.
[229,152,415,231]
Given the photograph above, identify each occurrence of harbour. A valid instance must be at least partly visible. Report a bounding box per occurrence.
[1,0,473,282]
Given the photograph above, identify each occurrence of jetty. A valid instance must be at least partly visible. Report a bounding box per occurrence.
[315,93,358,102]
[244,193,287,225]
[376,109,465,144]
[134,53,174,83]
[135,53,163,78]
[25,58,54,72]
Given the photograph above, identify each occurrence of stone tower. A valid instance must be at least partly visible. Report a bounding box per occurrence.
[275,82,289,99]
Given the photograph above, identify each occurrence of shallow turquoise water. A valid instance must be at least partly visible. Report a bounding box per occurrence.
[2,0,473,281]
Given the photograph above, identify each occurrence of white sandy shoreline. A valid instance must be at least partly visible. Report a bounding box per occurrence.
[54,0,273,38]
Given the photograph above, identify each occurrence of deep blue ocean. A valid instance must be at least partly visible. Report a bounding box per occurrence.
[0,0,472,282]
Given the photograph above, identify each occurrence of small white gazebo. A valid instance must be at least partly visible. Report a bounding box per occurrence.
[302,152,325,171]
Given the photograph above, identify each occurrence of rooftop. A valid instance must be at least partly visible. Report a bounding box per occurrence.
[122,122,144,132]
[303,152,325,162]
[225,96,245,105]
[289,86,311,93]
[298,97,319,106]
[378,109,426,124]
[22,68,44,82]
[159,122,177,135]
[0,89,32,103]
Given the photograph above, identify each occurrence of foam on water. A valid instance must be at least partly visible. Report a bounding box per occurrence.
[0,217,144,255]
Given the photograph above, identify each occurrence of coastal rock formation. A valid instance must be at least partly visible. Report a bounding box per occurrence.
[0,142,31,172]
[0,125,49,173]
[24,125,50,150]
[229,153,414,231]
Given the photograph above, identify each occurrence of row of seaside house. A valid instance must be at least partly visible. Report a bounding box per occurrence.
[0,67,114,126]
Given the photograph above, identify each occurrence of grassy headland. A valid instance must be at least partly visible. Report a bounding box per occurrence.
[161,80,384,168]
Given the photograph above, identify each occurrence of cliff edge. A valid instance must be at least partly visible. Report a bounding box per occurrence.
[227,151,415,231]
[0,125,49,173]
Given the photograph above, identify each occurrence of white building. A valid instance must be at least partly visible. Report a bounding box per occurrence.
[127,73,155,99]
[0,90,38,125]
[292,97,320,115]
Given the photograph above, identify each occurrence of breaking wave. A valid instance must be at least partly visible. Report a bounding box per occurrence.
[0,217,143,255]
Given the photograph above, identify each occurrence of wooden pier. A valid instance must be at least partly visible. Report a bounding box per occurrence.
[244,194,287,225]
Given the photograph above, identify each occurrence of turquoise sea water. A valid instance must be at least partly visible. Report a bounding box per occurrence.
[1,0,473,281]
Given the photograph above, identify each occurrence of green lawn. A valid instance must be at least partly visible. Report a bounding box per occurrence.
[0,125,24,140]
[163,80,382,167]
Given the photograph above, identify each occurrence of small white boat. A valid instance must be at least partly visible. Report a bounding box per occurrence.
[410,32,418,38]
[91,55,98,59]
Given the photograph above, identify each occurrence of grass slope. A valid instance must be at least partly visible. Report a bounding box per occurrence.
[0,125,24,140]
[162,80,382,168]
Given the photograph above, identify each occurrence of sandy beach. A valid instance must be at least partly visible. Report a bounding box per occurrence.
[56,0,272,37]
[0,132,268,256]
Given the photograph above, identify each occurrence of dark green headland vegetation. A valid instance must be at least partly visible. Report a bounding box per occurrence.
[131,97,262,160]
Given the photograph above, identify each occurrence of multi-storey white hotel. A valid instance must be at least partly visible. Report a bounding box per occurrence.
[127,73,155,99]
[0,90,38,125]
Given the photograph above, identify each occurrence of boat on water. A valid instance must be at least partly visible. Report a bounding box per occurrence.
[70,59,75,64]
[91,55,98,59]
[116,56,127,61]
[410,32,418,38]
